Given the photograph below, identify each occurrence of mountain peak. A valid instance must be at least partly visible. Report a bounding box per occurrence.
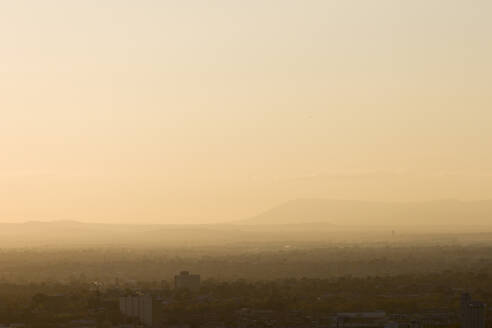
[240,199,492,226]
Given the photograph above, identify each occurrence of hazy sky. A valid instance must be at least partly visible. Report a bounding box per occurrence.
[1,0,491,224]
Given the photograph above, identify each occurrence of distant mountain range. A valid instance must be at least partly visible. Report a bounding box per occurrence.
[0,220,265,248]
[240,199,492,226]
[1,199,491,247]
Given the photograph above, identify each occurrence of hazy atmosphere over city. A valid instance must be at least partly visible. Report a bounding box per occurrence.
[1,2,492,327]
[2,0,492,224]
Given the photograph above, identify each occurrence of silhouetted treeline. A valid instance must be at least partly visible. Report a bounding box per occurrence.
[0,244,491,282]
[1,270,491,326]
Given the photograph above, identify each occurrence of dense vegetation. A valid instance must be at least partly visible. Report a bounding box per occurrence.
[0,270,489,327]
[0,243,491,327]
[1,244,492,282]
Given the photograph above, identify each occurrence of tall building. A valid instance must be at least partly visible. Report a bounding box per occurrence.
[174,271,201,292]
[461,293,486,328]
[119,295,161,327]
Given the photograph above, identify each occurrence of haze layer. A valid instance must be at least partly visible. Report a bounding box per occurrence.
[1,1,491,223]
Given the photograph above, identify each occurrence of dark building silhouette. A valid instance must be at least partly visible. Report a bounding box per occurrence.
[119,295,161,327]
[461,293,486,328]
[174,271,200,291]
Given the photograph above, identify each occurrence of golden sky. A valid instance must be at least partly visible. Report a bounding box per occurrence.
[1,0,491,223]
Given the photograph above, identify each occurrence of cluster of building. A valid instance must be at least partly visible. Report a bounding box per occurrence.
[119,271,201,327]
[116,274,488,328]
[333,311,455,328]
[332,294,487,328]
[115,289,487,328]
[1,274,486,328]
